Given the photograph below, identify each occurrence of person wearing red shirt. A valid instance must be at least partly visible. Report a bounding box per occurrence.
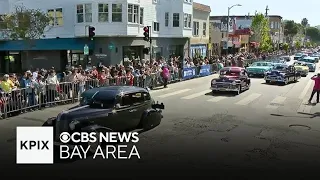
[308,73,320,103]
[98,70,107,86]
[126,70,134,86]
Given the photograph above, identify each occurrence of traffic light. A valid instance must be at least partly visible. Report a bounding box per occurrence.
[88,26,95,39]
[143,26,150,42]
[143,48,149,54]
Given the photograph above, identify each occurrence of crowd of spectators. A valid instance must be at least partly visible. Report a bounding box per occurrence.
[0,52,284,117]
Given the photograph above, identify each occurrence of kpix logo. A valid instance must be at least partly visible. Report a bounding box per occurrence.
[20,140,50,150]
[16,127,54,164]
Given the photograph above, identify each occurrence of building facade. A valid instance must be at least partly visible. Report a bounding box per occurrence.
[0,0,193,72]
[190,2,210,58]
[210,15,284,54]
[268,15,284,45]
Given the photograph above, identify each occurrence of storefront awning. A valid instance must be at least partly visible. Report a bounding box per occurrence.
[0,38,94,51]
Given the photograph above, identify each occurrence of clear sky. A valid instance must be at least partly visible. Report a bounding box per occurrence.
[197,0,319,26]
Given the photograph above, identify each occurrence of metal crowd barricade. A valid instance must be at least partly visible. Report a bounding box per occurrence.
[0,68,219,118]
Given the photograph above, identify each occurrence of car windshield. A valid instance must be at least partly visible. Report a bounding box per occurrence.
[220,70,240,76]
[295,66,303,70]
[252,62,269,66]
[274,66,286,70]
[89,92,116,109]
[80,91,116,108]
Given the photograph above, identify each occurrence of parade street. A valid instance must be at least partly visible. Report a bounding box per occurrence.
[1,67,320,178]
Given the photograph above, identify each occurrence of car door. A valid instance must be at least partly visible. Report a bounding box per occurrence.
[114,92,145,131]
[130,91,150,128]
[240,70,246,87]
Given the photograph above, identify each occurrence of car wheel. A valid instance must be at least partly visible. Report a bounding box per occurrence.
[247,82,251,89]
[142,111,162,131]
[284,78,289,85]
[265,80,270,84]
[236,85,242,95]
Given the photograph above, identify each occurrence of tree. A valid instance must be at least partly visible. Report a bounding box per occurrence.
[295,41,301,49]
[2,5,52,40]
[284,20,298,42]
[283,43,289,52]
[251,13,271,52]
[306,27,320,42]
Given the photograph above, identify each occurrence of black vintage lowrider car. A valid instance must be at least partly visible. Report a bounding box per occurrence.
[264,64,301,85]
[43,86,164,149]
[210,67,251,95]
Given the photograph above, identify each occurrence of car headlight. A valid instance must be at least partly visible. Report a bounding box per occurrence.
[211,80,216,84]
[231,81,237,85]
[69,120,80,130]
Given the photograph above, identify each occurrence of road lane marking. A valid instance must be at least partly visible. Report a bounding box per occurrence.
[207,96,227,102]
[157,89,191,98]
[266,96,287,109]
[149,88,172,94]
[235,93,261,105]
[299,80,313,99]
[181,90,211,100]
[297,102,312,113]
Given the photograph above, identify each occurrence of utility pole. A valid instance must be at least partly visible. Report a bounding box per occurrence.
[265,5,269,17]
[148,25,152,60]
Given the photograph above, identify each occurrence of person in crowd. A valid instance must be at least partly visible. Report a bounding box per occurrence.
[36,75,46,108]
[32,68,39,80]
[25,72,37,109]
[308,73,320,104]
[1,74,15,93]
[10,74,20,88]
[98,69,107,86]
[126,69,134,86]
[46,69,59,105]
[161,65,170,88]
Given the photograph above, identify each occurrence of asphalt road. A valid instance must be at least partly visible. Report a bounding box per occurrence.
[1,61,320,179]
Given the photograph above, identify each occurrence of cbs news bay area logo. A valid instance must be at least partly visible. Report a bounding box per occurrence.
[16,127,140,164]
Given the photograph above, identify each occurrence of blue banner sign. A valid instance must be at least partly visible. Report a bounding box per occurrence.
[199,65,211,76]
[182,67,196,79]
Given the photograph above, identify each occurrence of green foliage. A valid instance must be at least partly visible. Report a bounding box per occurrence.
[251,13,271,52]
[306,27,320,42]
[305,41,312,47]
[283,43,289,52]
[295,41,301,49]
[284,20,298,38]
[2,5,53,40]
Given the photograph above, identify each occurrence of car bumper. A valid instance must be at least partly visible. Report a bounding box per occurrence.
[247,72,265,76]
[264,77,285,82]
[210,86,239,92]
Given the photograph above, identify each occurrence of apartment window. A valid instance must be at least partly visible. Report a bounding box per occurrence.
[270,21,274,29]
[187,14,192,28]
[112,4,122,22]
[84,4,92,22]
[0,15,6,29]
[76,4,92,23]
[76,5,83,23]
[193,21,199,36]
[203,22,206,36]
[184,13,188,28]
[153,22,159,31]
[140,7,144,24]
[173,13,179,27]
[221,33,224,38]
[128,4,138,23]
[165,12,169,27]
[98,4,108,22]
[55,8,63,26]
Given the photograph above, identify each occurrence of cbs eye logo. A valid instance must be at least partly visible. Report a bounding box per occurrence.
[59,132,71,143]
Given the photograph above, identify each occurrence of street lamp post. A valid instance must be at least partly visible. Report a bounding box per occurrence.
[226,4,242,55]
